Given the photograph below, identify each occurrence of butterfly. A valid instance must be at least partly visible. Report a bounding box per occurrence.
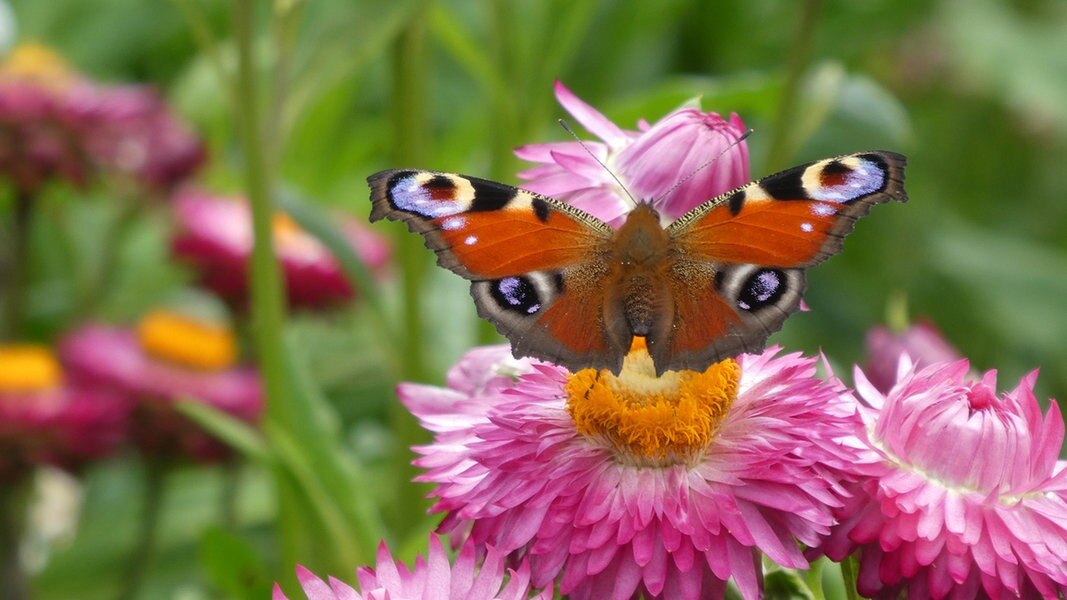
[368,151,906,375]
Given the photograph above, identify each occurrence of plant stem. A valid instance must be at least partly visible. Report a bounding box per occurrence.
[0,482,29,600]
[389,9,433,537]
[232,0,290,425]
[765,0,824,171]
[392,14,430,383]
[118,464,168,600]
[841,555,860,600]
[219,457,242,530]
[3,190,33,340]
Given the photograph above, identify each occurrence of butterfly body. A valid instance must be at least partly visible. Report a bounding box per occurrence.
[368,152,906,375]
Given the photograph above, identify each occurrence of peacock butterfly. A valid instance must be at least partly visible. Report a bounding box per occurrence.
[367,151,907,375]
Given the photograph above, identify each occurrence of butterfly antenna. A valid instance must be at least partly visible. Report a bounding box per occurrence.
[558,119,639,207]
[655,128,754,204]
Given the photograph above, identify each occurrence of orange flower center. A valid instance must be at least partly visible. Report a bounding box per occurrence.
[136,310,236,371]
[271,212,321,258]
[565,338,739,466]
[0,345,63,392]
[0,43,74,86]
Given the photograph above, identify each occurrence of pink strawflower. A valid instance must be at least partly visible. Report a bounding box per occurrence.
[0,43,202,194]
[515,81,749,225]
[170,190,391,310]
[59,315,261,462]
[0,344,129,482]
[864,321,962,393]
[401,342,864,600]
[819,359,1067,598]
[273,535,551,600]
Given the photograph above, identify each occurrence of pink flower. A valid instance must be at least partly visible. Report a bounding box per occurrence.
[515,81,749,226]
[864,321,962,393]
[170,190,391,310]
[401,342,863,600]
[274,535,551,600]
[0,43,203,194]
[59,314,262,462]
[0,344,129,482]
[819,359,1067,598]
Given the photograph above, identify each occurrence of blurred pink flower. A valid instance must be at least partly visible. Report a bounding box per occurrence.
[401,343,863,600]
[515,81,749,226]
[819,359,1067,598]
[0,43,203,194]
[0,344,129,482]
[274,535,551,600]
[864,321,962,393]
[170,190,391,310]
[59,315,261,462]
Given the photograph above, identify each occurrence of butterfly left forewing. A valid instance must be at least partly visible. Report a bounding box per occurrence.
[368,169,630,373]
[647,151,907,373]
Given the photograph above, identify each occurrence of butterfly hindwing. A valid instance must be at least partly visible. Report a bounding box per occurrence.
[367,169,629,372]
[647,151,907,373]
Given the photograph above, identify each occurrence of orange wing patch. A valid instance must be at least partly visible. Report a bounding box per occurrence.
[435,208,599,278]
[674,199,842,267]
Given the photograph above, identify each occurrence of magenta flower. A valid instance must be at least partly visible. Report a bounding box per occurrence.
[819,359,1067,598]
[864,321,962,393]
[0,43,202,194]
[274,535,551,600]
[515,81,750,225]
[170,190,391,310]
[0,344,129,482]
[59,314,262,462]
[401,341,864,600]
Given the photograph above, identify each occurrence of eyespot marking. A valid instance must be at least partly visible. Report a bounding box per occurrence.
[490,276,543,316]
[737,269,786,311]
[809,156,886,203]
[387,173,469,218]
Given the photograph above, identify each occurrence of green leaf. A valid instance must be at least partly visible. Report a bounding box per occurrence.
[176,399,272,464]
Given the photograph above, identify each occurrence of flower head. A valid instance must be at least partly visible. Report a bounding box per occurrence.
[0,43,203,194]
[864,321,962,393]
[515,81,749,226]
[274,535,551,600]
[0,344,129,482]
[402,343,863,600]
[59,312,262,462]
[819,359,1067,598]
[170,190,391,310]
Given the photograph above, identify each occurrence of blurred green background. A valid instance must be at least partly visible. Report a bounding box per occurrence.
[3,0,1066,597]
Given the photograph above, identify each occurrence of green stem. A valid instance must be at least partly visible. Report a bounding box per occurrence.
[765,0,824,171]
[3,190,33,340]
[118,465,168,600]
[389,10,433,538]
[232,0,290,425]
[392,14,430,382]
[219,457,242,530]
[841,555,860,600]
[0,482,29,600]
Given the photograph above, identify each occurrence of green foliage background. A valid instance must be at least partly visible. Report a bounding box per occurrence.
[3,0,1066,598]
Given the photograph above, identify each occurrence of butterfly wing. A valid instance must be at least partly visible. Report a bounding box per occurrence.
[367,170,631,373]
[650,151,907,372]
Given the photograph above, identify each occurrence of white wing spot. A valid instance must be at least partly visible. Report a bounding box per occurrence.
[442,217,466,230]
